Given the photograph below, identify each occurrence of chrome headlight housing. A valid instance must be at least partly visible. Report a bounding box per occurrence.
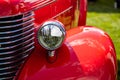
[38,20,66,50]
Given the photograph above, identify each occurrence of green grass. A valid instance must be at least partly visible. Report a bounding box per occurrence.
[87,1,120,59]
[87,0,120,80]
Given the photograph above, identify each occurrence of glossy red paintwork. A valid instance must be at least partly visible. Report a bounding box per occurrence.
[17,26,117,80]
[0,0,117,80]
[33,0,82,30]
[33,0,75,28]
[0,0,87,27]
[79,0,87,26]
[0,0,55,17]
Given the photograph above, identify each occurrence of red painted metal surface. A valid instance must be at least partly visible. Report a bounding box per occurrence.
[33,0,81,30]
[0,0,55,17]
[17,26,117,80]
[33,0,74,29]
[78,0,87,26]
[0,0,87,27]
[0,0,117,80]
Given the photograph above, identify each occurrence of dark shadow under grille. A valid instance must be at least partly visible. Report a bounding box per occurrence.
[0,12,35,80]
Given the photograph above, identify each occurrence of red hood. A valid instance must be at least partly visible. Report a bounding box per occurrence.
[0,0,55,17]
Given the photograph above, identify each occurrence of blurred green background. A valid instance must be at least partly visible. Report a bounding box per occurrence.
[87,0,120,80]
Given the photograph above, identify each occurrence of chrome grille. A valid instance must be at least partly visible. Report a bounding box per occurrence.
[0,12,35,80]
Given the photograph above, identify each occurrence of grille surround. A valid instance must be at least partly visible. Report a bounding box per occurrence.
[0,12,35,80]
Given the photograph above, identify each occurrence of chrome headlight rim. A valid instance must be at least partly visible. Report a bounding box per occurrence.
[37,20,66,50]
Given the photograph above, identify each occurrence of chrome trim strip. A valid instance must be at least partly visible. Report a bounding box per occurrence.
[0,71,16,76]
[0,29,34,45]
[0,18,34,29]
[0,11,34,18]
[0,45,34,65]
[0,64,20,70]
[0,47,34,71]
[2,56,26,64]
[0,55,27,65]
[0,37,34,50]
[29,0,56,11]
[0,43,34,61]
[0,0,55,19]
[0,11,34,80]
[0,19,34,34]
[0,41,34,55]
[0,77,13,80]
[0,13,34,23]
[0,23,34,39]
[52,6,73,19]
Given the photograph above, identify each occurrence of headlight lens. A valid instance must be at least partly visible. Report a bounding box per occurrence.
[38,20,66,50]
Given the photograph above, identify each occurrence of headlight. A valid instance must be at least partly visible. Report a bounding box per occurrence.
[38,20,66,50]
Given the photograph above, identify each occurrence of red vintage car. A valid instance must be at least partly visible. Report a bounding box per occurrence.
[0,0,117,80]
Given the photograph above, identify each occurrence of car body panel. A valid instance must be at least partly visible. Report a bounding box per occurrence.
[79,0,87,26]
[17,26,117,80]
[0,0,55,17]
[0,0,117,80]
[33,0,76,30]
[0,0,87,28]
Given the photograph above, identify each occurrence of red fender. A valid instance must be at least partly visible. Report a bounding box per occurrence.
[17,26,117,80]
